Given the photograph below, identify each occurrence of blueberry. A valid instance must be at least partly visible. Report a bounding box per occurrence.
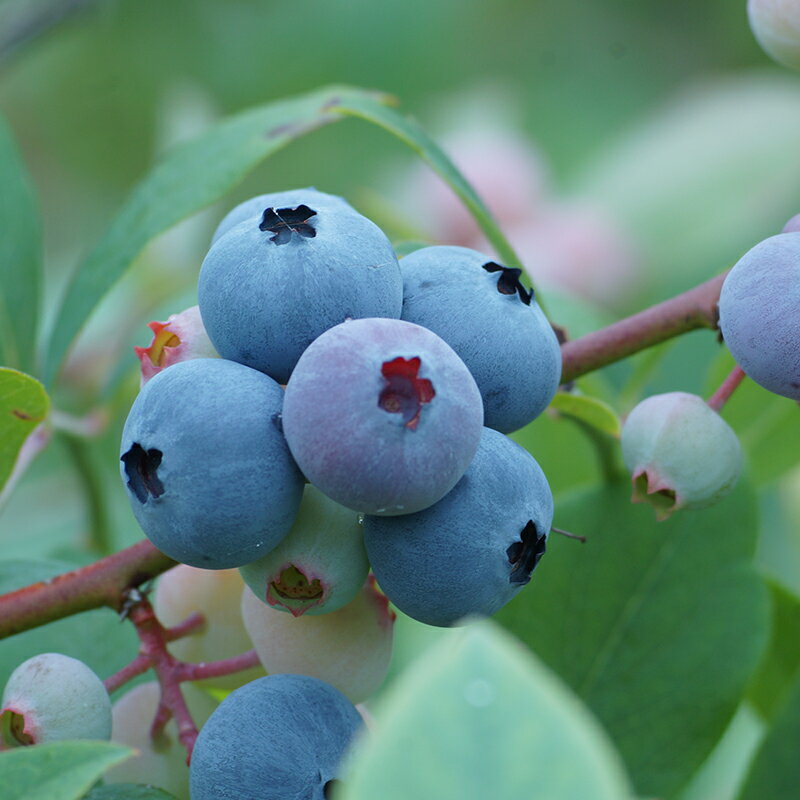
[1,653,111,745]
[621,392,742,520]
[399,245,562,432]
[748,0,800,70]
[241,578,395,704]
[281,317,484,515]
[239,485,369,617]
[199,197,403,382]
[189,674,363,800]
[718,233,800,401]
[211,187,353,245]
[364,427,554,627]
[119,358,304,568]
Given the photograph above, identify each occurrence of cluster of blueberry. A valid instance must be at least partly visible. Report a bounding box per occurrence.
[118,187,562,797]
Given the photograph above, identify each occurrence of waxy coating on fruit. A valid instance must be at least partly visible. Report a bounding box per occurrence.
[105,681,218,800]
[134,305,218,386]
[399,245,561,433]
[364,426,554,627]
[199,196,403,382]
[242,577,395,704]
[210,187,353,244]
[1,653,111,746]
[189,674,363,800]
[282,317,484,515]
[621,392,743,520]
[239,484,369,617]
[748,0,800,70]
[119,358,304,569]
[718,232,800,401]
[153,565,264,691]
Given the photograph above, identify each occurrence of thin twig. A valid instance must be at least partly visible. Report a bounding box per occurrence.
[707,365,747,412]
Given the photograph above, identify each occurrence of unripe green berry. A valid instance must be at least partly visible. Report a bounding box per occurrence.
[621,392,742,520]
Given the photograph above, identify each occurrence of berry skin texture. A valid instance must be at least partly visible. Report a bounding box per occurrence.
[282,317,484,515]
[748,0,800,70]
[105,681,218,800]
[364,426,554,627]
[1,653,111,746]
[239,485,368,617]
[199,198,403,383]
[210,187,352,245]
[241,578,395,704]
[119,358,304,569]
[718,233,800,401]
[189,674,363,800]
[621,392,742,521]
[134,305,218,386]
[153,566,264,690]
[399,245,561,433]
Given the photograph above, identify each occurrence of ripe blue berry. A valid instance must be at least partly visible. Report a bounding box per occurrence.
[399,245,561,432]
[239,485,368,617]
[211,187,352,245]
[189,674,362,800]
[120,358,304,568]
[621,392,742,520]
[199,198,403,382]
[364,427,554,626]
[1,653,111,745]
[282,317,484,515]
[718,233,800,401]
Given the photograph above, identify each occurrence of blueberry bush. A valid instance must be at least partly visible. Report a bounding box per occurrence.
[1,3,799,799]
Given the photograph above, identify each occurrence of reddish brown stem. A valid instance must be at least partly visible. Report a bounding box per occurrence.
[177,649,261,682]
[0,539,176,640]
[103,654,150,694]
[164,612,206,642]
[560,271,727,383]
[707,365,747,412]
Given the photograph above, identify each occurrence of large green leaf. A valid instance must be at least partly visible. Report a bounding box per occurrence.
[340,621,632,800]
[0,560,139,691]
[0,115,41,373]
[327,94,522,273]
[737,675,800,800]
[0,741,131,799]
[0,368,49,494]
[42,85,391,386]
[496,481,769,798]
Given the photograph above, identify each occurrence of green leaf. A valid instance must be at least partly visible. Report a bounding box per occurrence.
[341,621,632,800]
[0,368,49,494]
[0,115,41,373]
[327,94,523,274]
[0,560,139,692]
[737,675,800,800]
[550,391,621,437]
[0,741,131,800]
[42,85,392,386]
[748,582,800,720]
[83,784,177,800]
[495,480,769,799]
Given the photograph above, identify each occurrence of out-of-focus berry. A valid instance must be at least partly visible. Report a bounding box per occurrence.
[621,392,742,520]
[241,578,395,703]
[153,565,264,690]
[239,485,368,617]
[748,0,800,70]
[134,305,218,386]
[718,233,800,400]
[781,212,800,233]
[105,681,217,800]
[1,653,111,746]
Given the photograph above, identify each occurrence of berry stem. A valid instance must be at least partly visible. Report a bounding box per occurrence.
[103,654,151,694]
[551,527,587,543]
[707,365,747,412]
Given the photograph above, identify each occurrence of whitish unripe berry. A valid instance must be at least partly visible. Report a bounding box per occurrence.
[153,565,264,690]
[1,653,111,746]
[621,392,742,520]
[241,578,395,703]
[748,0,800,70]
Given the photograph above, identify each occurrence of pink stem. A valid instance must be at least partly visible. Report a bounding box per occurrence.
[164,612,206,642]
[177,649,261,681]
[103,653,150,694]
[708,365,747,412]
